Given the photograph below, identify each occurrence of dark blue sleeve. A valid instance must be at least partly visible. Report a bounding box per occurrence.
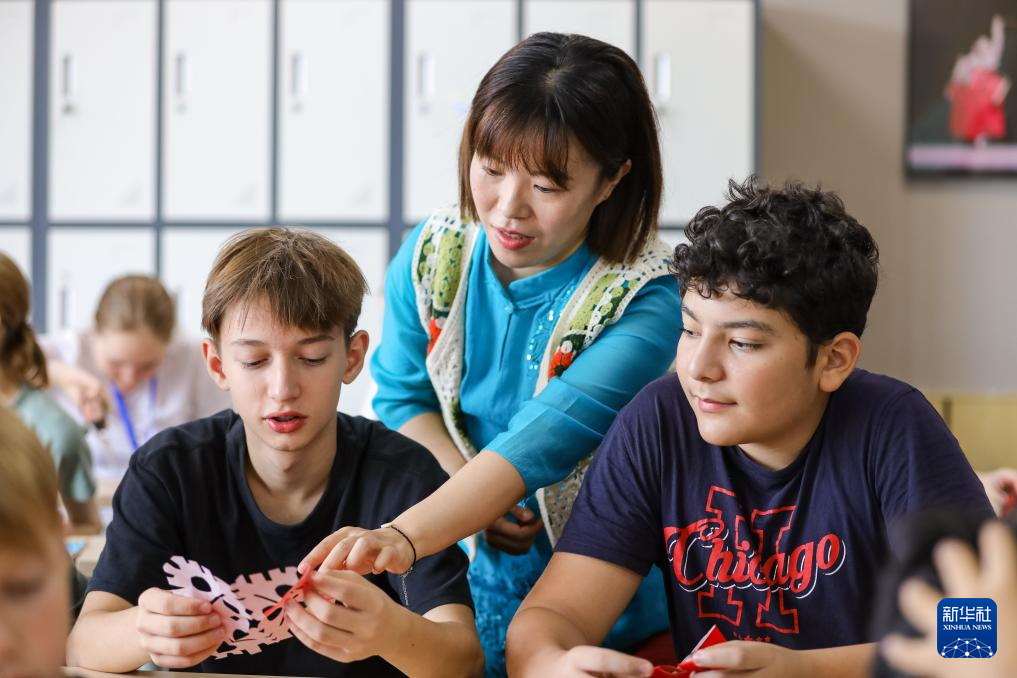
[555,386,664,576]
[869,387,994,555]
[86,453,182,604]
[366,435,473,615]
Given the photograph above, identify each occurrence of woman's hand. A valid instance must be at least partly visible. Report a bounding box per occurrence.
[286,569,402,663]
[300,525,415,576]
[484,505,544,555]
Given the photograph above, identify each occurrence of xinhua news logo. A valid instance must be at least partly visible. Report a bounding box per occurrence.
[937,598,996,658]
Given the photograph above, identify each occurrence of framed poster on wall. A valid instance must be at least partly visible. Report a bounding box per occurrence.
[907,0,1017,174]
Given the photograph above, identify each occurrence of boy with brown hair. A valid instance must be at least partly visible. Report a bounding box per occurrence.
[67,228,482,676]
[0,406,72,677]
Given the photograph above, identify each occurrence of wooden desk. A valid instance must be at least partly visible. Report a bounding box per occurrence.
[95,478,119,508]
[74,534,106,577]
[68,669,300,678]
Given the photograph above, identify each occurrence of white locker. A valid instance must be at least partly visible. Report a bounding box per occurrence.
[0,0,33,222]
[160,227,244,338]
[318,227,387,418]
[161,225,388,417]
[278,0,389,222]
[404,0,516,224]
[47,227,155,331]
[523,0,635,57]
[163,0,271,221]
[49,0,157,222]
[642,0,755,225]
[0,226,32,280]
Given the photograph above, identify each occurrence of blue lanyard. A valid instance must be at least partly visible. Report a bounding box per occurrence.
[112,378,157,451]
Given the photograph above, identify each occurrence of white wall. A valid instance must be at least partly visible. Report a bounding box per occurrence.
[761,0,1017,391]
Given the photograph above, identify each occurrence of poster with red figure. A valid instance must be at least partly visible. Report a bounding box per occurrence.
[907,1,1017,173]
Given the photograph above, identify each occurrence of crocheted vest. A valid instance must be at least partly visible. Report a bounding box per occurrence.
[411,205,673,545]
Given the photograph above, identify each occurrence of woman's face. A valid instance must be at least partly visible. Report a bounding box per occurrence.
[92,328,168,394]
[469,141,629,284]
[0,539,70,678]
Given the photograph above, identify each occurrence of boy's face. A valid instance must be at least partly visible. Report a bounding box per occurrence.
[202,296,367,465]
[676,288,831,464]
[0,539,70,677]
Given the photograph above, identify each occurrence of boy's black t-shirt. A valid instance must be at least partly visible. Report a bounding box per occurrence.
[87,410,473,676]
[556,370,994,657]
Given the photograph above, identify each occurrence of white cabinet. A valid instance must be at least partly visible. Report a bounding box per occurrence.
[49,0,157,222]
[0,0,33,222]
[318,227,387,417]
[160,227,243,337]
[643,0,755,224]
[0,226,32,280]
[163,0,271,221]
[47,227,155,331]
[403,0,516,224]
[161,225,388,416]
[278,0,388,223]
[523,0,635,57]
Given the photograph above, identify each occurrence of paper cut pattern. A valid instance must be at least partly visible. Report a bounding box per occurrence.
[163,556,314,660]
[652,625,727,677]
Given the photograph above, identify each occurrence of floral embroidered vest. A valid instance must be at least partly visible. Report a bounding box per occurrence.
[411,205,673,545]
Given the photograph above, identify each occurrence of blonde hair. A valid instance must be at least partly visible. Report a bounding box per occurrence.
[0,406,61,555]
[0,253,48,388]
[94,275,175,342]
[202,227,367,343]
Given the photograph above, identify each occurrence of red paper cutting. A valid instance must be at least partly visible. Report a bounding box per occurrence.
[262,565,315,618]
[652,624,727,677]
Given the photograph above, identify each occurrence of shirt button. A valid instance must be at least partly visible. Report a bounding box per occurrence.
[504,305,513,313]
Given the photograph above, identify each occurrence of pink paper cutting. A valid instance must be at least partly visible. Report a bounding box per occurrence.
[162,556,313,660]
[163,556,250,643]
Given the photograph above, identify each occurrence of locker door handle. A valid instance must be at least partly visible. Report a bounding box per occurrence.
[174,52,189,111]
[417,52,435,112]
[60,53,76,114]
[59,276,70,330]
[290,51,306,112]
[653,53,671,110]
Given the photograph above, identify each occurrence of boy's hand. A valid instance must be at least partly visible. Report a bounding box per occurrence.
[300,526,414,575]
[688,641,810,677]
[135,587,227,668]
[484,505,544,555]
[881,521,1017,678]
[285,570,400,663]
[534,646,653,677]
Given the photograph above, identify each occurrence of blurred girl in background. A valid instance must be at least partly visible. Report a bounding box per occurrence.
[43,274,230,486]
[0,252,98,533]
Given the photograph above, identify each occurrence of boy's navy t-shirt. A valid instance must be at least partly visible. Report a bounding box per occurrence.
[556,370,993,656]
[87,410,473,676]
